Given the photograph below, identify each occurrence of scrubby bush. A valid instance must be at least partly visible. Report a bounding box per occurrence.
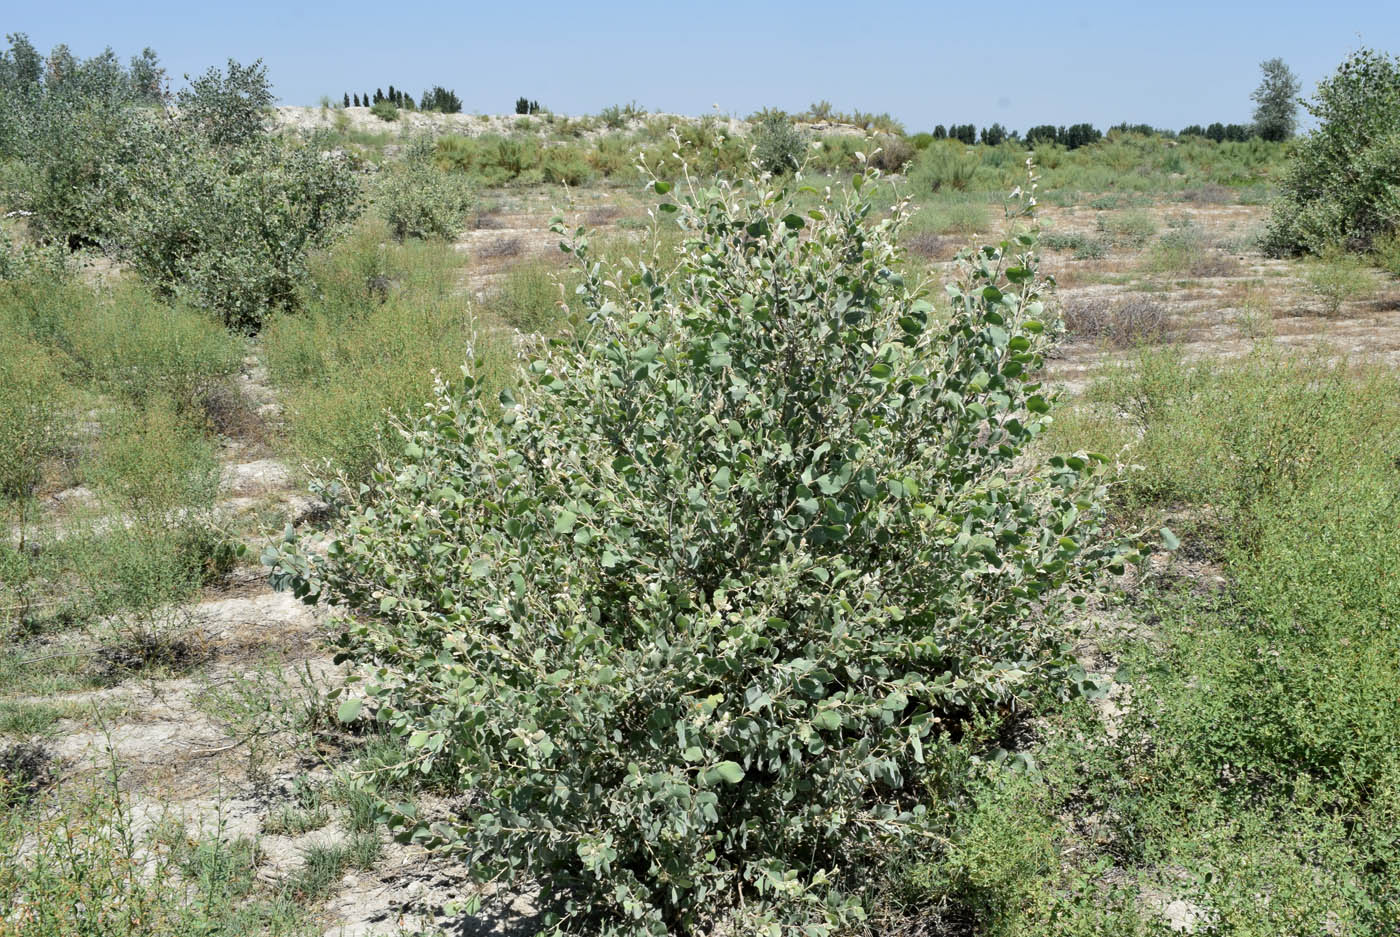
[911,141,980,193]
[175,59,272,147]
[377,137,475,241]
[116,125,360,331]
[751,110,806,174]
[269,165,1136,934]
[1265,48,1400,255]
[369,99,397,122]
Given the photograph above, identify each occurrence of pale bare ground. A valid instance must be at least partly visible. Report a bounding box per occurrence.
[6,187,1397,936]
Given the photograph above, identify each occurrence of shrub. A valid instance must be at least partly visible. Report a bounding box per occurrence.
[869,133,914,173]
[175,59,273,148]
[377,138,475,241]
[751,110,805,175]
[269,166,1136,934]
[263,224,509,481]
[116,127,361,331]
[1265,48,1400,255]
[1063,295,1169,346]
[1304,249,1373,316]
[911,141,979,193]
[369,99,398,122]
[1095,208,1158,247]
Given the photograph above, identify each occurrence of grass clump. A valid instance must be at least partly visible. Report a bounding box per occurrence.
[264,222,512,481]
[1095,208,1158,247]
[1303,248,1375,316]
[0,772,312,935]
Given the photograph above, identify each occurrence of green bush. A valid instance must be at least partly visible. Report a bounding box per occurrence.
[1265,48,1400,255]
[1304,248,1374,315]
[377,138,476,241]
[911,141,980,193]
[116,128,361,331]
[269,168,1135,934]
[369,99,398,122]
[751,110,806,175]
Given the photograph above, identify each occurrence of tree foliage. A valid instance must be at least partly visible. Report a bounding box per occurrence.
[269,162,1137,934]
[1251,57,1301,143]
[1265,47,1400,255]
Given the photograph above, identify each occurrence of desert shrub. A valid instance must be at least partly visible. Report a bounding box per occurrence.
[1095,208,1158,247]
[0,330,68,503]
[1304,248,1374,316]
[1265,48,1400,255]
[0,773,310,935]
[914,192,990,235]
[369,99,398,122]
[1140,229,1241,278]
[486,259,566,332]
[116,127,360,331]
[751,110,806,174]
[1372,233,1400,276]
[540,145,595,186]
[911,141,980,193]
[268,167,1136,934]
[869,133,915,173]
[377,138,476,241]
[1062,295,1169,346]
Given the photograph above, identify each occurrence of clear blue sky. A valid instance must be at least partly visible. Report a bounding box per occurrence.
[5,2,1396,130]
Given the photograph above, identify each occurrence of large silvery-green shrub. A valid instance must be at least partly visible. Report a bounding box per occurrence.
[1265,48,1400,255]
[269,161,1135,934]
[117,127,360,331]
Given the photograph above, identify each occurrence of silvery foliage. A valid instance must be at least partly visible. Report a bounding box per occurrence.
[270,155,1137,934]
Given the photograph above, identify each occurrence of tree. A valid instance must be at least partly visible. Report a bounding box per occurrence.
[421,85,461,113]
[176,59,273,148]
[980,122,1007,145]
[1265,48,1400,254]
[932,124,946,139]
[343,91,350,107]
[1252,57,1301,142]
[374,88,383,103]
[352,93,360,106]
[362,90,368,106]
[128,47,165,103]
[0,33,43,90]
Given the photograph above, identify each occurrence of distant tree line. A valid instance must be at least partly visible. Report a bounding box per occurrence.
[343,85,461,113]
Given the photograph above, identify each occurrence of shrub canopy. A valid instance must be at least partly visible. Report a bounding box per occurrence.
[1266,48,1400,254]
[270,162,1135,934]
